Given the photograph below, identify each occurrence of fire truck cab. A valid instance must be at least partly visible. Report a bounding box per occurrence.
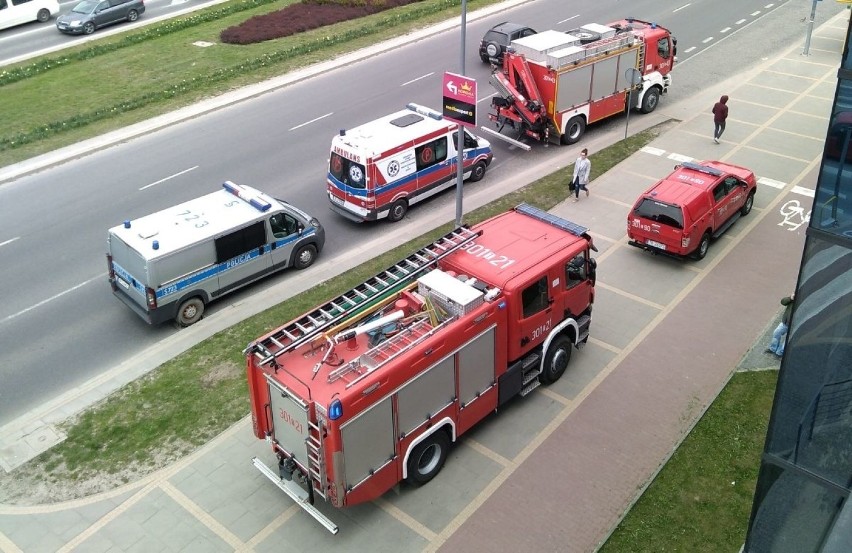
[327,103,493,223]
[245,204,596,533]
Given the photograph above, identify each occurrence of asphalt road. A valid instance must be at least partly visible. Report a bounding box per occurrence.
[0,0,840,426]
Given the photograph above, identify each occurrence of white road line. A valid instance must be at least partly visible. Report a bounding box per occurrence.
[401,72,434,87]
[138,165,199,191]
[720,27,731,34]
[0,237,20,248]
[792,185,815,198]
[1,274,103,325]
[289,112,333,131]
[641,146,665,156]
[702,37,714,44]
[751,11,761,16]
[758,177,786,189]
[684,46,696,54]
[736,19,747,25]
[765,4,775,9]
[673,4,691,13]
[668,153,694,163]
[558,14,579,24]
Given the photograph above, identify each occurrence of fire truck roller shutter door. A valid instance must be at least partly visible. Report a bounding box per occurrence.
[340,396,395,490]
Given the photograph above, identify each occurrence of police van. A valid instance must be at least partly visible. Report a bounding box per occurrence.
[107,182,326,326]
[327,103,494,223]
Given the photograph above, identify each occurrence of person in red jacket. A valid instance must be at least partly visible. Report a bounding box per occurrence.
[712,95,729,144]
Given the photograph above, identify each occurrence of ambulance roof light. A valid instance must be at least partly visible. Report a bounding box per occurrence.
[406,103,443,121]
[339,129,346,136]
[222,180,272,212]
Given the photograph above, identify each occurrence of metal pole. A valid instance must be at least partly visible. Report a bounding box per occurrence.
[803,0,818,55]
[625,89,632,140]
[455,0,467,227]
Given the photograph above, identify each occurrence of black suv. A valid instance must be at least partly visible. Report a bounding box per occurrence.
[56,0,144,35]
[479,22,536,64]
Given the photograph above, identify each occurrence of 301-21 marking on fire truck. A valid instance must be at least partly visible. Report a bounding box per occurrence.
[461,240,516,269]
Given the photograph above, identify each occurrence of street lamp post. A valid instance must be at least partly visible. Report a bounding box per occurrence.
[455,0,467,227]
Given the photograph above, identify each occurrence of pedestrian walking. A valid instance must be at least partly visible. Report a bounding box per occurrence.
[712,95,729,144]
[572,148,591,202]
[766,293,794,357]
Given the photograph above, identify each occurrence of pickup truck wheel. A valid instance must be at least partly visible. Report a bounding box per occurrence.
[176,297,204,327]
[406,431,449,486]
[387,199,408,223]
[468,161,487,182]
[561,116,586,145]
[640,87,660,114]
[693,232,711,260]
[293,244,317,270]
[540,335,571,385]
[740,191,755,216]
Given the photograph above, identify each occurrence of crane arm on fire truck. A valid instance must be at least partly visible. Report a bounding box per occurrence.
[245,226,482,368]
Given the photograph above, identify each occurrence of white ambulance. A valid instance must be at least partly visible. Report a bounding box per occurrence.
[327,103,494,223]
[107,182,325,326]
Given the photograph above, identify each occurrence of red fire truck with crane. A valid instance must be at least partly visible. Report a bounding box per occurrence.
[484,18,676,147]
[244,204,597,533]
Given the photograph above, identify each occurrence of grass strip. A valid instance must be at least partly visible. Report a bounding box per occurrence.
[599,369,776,553]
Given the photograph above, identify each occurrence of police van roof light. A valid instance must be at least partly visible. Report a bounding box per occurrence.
[152,240,159,250]
[124,220,131,228]
[406,103,443,121]
[339,129,346,136]
[222,181,272,213]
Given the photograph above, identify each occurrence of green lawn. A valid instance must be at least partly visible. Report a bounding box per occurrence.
[599,369,777,553]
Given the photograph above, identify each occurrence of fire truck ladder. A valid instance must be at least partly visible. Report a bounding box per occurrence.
[246,226,482,367]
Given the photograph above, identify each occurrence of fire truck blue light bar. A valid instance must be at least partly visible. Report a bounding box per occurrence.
[515,203,589,238]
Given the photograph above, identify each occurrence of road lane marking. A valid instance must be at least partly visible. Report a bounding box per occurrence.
[0,237,19,248]
[139,165,198,190]
[673,4,691,13]
[401,72,434,86]
[1,274,103,325]
[721,27,731,34]
[736,19,747,25]
[702,37,714,44]
[758,177,786,189]
[751,11,761,16]
[161,481,245,549]
[289,112,333,131]
[557,14,579,24]
[684,46,696,54]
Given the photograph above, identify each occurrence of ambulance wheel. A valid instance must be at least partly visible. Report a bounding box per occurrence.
[561,116,585,145]
[387,199,408,223]
[293,244,317,270]
[176,297,204,327]
[468,161,487,182]
[640,87,660,114]
[740,191,755,216]
[693,232,711,260]
[406,431,449,486]
[540,334,571,385]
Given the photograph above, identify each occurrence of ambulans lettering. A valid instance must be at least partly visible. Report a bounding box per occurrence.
[333,146,361,163]
[278,407,304,435]
[461,241,516,269]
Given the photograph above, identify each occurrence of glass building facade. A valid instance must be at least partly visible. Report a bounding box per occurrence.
[743,16,852,553]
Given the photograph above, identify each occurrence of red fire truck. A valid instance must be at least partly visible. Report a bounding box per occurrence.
[485,19,676,146]
[245,204,597,532]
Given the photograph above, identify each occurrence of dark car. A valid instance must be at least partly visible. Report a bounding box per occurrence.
[479,21,536,64]
[56,0,144,35]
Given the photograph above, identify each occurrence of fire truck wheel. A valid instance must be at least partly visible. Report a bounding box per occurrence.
[406,431,450,486]
[640,87,660,114]
[561,116,586,145]
[540,334,571,385]
[692,232,711,260]
[468,161,487,182]
[176,297,204,327]
[387,199,408,223]
[740,191,755,216]
[293,244,317,269]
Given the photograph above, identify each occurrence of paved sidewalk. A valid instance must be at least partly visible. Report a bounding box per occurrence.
[0,8,847,553]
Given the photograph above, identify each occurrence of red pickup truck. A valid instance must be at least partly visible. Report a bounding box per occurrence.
[627,161,757,260]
